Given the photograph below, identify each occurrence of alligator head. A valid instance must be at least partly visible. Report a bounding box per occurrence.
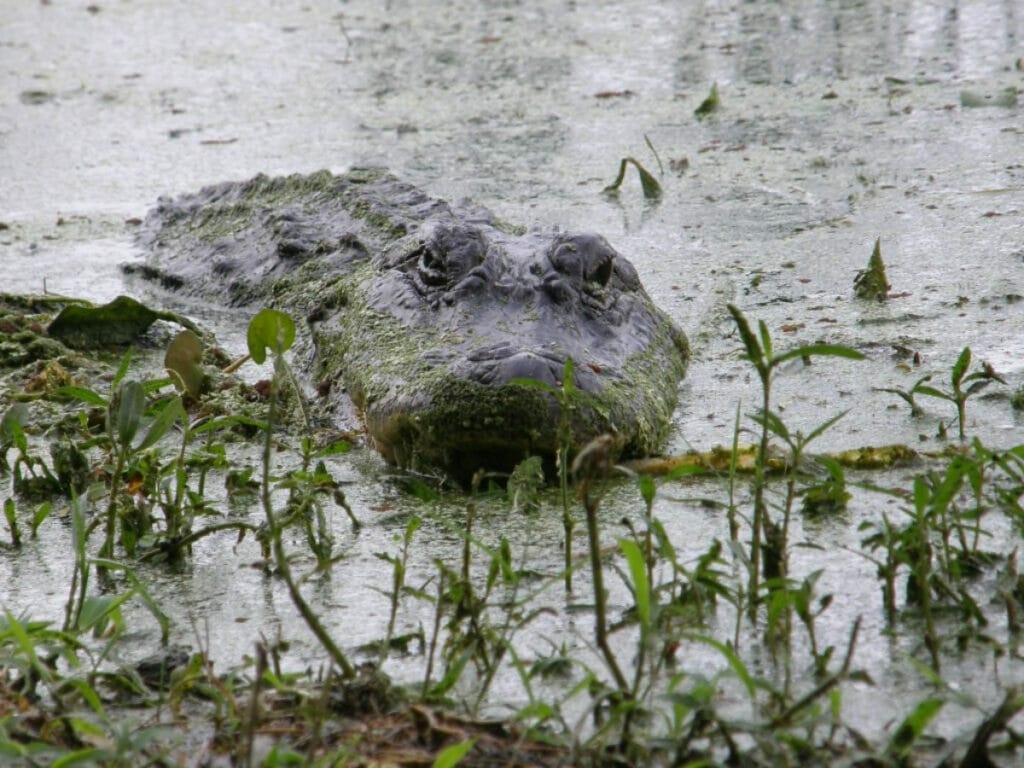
[131,169,688,483]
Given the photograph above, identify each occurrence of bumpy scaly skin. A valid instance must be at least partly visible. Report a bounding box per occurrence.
[131,169,689,481]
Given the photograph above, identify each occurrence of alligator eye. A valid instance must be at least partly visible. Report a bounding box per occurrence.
[550,243,582,281]
[417,244,448,287]
[588,254,613,287]
[416,225,487,290]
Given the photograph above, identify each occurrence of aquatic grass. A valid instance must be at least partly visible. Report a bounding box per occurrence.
[248,307,355,680]
[858,442,1016,670]
[3,498,19,547]
[602,157,662,200]
[1,401,60,498]
[913,347,1006,441]
[6,299,1024,764]
[374,515,422,666]
[513,359,584,593]
[726,304,864,617]
[875,372,933,418]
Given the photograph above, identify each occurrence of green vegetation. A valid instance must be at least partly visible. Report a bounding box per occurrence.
[694,82,720,119]
[854,238,891,301]
[602,157,662,200]
[2,300,1024,766]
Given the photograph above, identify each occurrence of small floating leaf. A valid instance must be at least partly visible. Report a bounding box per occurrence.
[165,329,205,398]
[603,157,662,200]
[854,238,891,301]
[695,82,720,119]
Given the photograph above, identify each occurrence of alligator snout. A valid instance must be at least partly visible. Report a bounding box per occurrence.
[458,343,603,392]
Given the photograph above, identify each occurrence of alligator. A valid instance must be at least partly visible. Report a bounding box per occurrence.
[128,169,689,482]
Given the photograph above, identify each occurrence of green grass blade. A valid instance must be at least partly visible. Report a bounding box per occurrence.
[771,344,865,366]
[685,633,756,700]
[620,539,651,631]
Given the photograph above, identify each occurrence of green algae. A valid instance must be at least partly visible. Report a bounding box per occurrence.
[47,295,201,349]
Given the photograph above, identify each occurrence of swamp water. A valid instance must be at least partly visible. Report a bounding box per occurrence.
[2,0,1024,762]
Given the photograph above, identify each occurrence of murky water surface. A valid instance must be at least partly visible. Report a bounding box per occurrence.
[2,0,1023,751]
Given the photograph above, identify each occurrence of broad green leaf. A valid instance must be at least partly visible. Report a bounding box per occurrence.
[165,329,205,397]
[510,377,556,393]
[726,304,765,375]
[514,701,556,721]
[4,609,52,683]
[31,501,51,536]
[432,738,476,768]
[136,396,185,452]
[685,633,757,699]
[758,319,773,361]
[830,688,842,721]
[76,593,131,634]
[886,698,944,758]
[52,747,111,768]
[912,476,930,514]
[48,297,199,350]
[63,678,105,716]
[804,409,849,444]
[109,380,145,449]
[1,403,30,443]
[638,473,656,506]
[751,409,790,441]
[664,463,707,481]
[914,385,951,402]
[247,308,295,364]
[112,349,132,387]
[428,644,475,698]
[951,347,971,386]
[52,385,108,407]
[97,558,171,645]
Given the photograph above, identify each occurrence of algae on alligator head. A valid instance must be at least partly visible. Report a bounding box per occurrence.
[129,168,688,482]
